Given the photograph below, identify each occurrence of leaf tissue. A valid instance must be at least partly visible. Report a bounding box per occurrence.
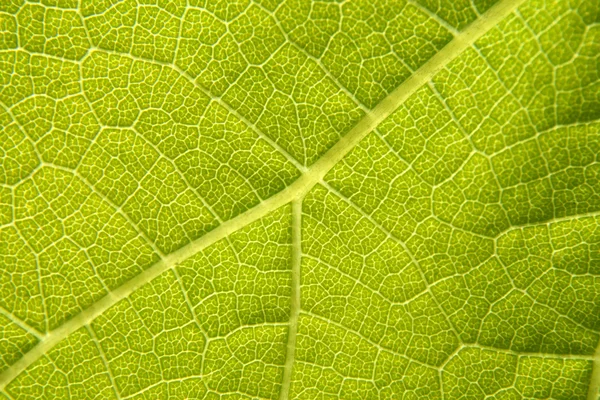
[0,0,599,398]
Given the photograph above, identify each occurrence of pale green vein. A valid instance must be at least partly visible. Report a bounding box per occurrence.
[589,339,600,400]
[0,0,526,389]
[406,0,461,36]
[279,199,302,400]
[85,45,308,173]
[495,210,600,238]
[0,174,312,391]
[86,325,122,400]
[0,308,42,340]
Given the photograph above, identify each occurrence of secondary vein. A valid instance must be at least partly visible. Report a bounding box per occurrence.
[279,199,303,400]
[589,340,600,400]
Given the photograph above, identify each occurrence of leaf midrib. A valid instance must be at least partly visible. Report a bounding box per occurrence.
[0,0,529,391]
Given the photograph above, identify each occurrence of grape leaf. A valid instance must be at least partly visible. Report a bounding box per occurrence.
[0,0,599,398]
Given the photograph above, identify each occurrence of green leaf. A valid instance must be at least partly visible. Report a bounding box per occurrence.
[0,0,599,398]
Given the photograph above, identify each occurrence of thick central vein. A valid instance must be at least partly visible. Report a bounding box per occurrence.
[0,0,526,390]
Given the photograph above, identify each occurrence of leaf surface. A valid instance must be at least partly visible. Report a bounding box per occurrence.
[0,0,599,398]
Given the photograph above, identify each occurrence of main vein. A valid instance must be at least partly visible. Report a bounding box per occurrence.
[0,0,526,390]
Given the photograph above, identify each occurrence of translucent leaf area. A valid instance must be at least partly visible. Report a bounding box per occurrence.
[0,0,599,399]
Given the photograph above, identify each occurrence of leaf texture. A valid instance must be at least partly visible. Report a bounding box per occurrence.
[0,0,599,398]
